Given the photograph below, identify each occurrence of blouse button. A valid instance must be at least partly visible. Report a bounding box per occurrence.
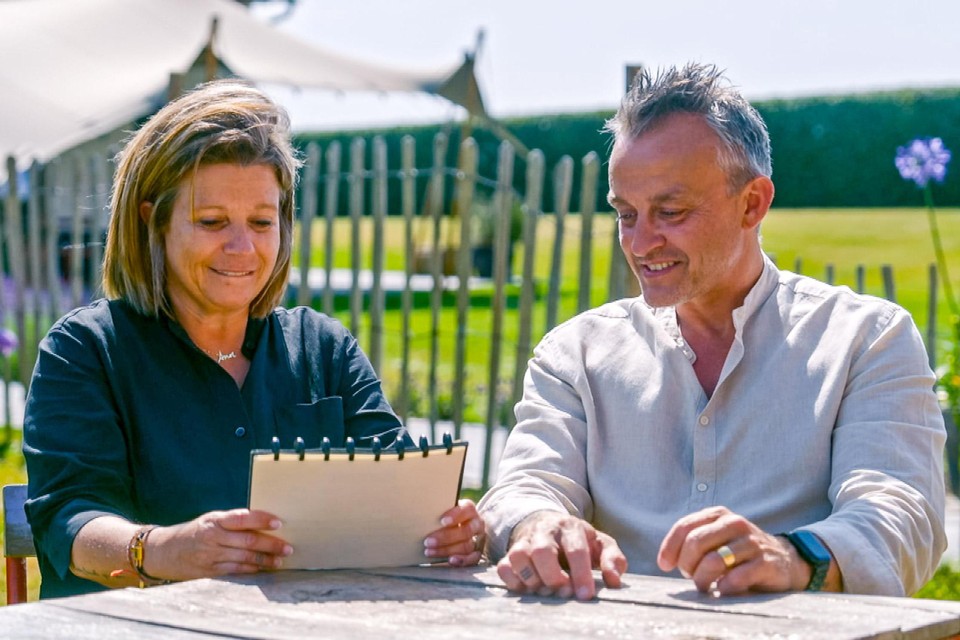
[697,483,708,492]
[698,415,710,426]
[234,426,246,438]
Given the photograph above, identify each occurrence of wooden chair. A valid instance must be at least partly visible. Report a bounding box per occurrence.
[3,484,35,604]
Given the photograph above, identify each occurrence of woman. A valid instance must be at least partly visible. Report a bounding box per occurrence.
[23,81,483,599]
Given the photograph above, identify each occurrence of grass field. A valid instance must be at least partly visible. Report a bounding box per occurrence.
[1,206,959,603]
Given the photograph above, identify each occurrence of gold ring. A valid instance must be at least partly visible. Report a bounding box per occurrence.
[716,545,736,569]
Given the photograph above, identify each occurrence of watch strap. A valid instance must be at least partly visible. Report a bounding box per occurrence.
[783,530,830,592]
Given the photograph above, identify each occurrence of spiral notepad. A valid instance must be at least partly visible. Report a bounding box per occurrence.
[248,434,468,570]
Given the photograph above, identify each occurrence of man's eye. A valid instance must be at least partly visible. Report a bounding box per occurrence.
[660,210,682,218]
[615,211,636,221]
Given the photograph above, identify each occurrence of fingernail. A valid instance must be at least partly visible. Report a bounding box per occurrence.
[557,585,573,599]
[576,587,591,600]
[440,516,454,527]
[680,568,691,579]
[270,519,282,530]
[424,548,436,557]
[282,545,293,556]
[537,587,553,597]
[448,556,463,566]
[423,537,437,548]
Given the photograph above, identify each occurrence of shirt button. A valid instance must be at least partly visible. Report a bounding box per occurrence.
[234,427,246,438]
[697,483,708,492]
[698,415,710,426]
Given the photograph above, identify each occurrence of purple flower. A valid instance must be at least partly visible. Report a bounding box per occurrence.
[0,328,17,358]
[895,137,951,188]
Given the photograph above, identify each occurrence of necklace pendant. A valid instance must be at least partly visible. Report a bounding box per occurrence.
[217,350,237,363]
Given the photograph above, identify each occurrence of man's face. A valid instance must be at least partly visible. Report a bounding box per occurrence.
[608,112,767,312]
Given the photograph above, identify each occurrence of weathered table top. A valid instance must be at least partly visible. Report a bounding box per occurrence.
[2,565,959,639]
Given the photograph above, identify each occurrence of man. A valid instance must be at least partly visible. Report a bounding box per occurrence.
[477,63,946,601]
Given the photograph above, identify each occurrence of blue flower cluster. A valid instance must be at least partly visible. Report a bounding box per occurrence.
[895,137,951,188]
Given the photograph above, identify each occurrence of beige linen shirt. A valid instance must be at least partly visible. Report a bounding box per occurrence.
[479,255,946,596]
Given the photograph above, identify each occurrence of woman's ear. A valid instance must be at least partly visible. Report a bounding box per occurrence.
[139,202,153,225]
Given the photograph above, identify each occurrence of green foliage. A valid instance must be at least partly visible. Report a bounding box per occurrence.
[296,87,960,211]
[916,563,960,600]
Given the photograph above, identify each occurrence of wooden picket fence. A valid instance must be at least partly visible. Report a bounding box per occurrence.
[0,133,949,489]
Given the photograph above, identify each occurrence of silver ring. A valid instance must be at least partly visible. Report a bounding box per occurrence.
[716,545,736,569]
[518,566,536,581]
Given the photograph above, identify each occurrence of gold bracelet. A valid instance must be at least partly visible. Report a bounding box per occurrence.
[127,525,164,588]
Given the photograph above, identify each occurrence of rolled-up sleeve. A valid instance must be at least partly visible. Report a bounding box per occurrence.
[811,308,946,596]
[478,335,594,561]
[23,315,132,581]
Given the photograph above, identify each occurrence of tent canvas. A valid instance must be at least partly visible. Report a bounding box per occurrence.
[0,0,484,169]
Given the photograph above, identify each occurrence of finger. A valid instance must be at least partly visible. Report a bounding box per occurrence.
[214,528,293,559]
[690,542,747,593]
[212,509,284,532]
[447,549,483,567]
[674,517,750,580]
[658,507,729,571]
[497,557,528,593]
[439,499,480,528]
[505,546,545,591]
[423,536,477,559]
[597,533,628,589]
[558,525,596,600]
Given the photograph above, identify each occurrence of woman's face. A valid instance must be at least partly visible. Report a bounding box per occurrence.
[161,163,281,322]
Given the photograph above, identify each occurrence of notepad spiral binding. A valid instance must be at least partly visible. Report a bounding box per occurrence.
[261,432,460,462]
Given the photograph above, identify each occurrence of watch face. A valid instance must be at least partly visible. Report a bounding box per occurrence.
[791,530,832,565]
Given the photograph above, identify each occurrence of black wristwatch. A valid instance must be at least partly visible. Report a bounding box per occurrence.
[783,530,831,592]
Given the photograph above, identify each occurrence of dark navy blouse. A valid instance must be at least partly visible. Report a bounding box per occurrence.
[23,299,403,598]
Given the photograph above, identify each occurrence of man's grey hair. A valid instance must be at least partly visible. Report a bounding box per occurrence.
[604,63,772,191]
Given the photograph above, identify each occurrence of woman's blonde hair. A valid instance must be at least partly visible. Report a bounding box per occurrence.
[102,80,302,318]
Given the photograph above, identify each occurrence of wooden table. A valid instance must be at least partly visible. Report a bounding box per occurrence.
[2,565,959,639]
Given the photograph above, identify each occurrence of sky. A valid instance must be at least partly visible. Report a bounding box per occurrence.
[255,0,960,132]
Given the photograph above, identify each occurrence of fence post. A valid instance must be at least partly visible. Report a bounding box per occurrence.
[927,263,938,373]
[322,142,341,317]
[512,150,544,427]
[577,152,599,313]
[297,142,320,308]
[453,138,477,440]
[89,154,109,300]
[44,159,62,321]
[855,264,865,294]
[26,160,43,380]
[4,158,27,385]
[398,137,416,423]
[881,264,896,303]
[70,156,88,309]
[482,141,515,490]
[426,132,449,442]
[546,156,572,333]
[368,137,387,373]
[348,138,365,337]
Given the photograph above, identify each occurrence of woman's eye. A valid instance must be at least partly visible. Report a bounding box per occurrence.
[197,218,225,229]
[252,219,275,229]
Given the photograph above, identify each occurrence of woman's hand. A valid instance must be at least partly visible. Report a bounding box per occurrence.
[423,499,486,567]
[145,509,293,581]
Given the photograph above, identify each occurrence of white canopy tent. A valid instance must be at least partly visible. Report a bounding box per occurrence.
[0,0,486,170]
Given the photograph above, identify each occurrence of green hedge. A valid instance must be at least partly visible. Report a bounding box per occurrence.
[294,87,960,212]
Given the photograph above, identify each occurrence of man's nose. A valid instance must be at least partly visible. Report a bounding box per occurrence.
[623,217,665,257]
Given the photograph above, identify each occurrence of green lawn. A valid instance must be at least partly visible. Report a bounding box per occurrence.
[2,207,960,603]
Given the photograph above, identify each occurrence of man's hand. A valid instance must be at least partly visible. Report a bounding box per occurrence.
[497,511,627,601]
[657,506,838,595]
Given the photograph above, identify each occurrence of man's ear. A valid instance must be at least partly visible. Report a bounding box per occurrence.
[139,202,153,225]
[740,176,774,231]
